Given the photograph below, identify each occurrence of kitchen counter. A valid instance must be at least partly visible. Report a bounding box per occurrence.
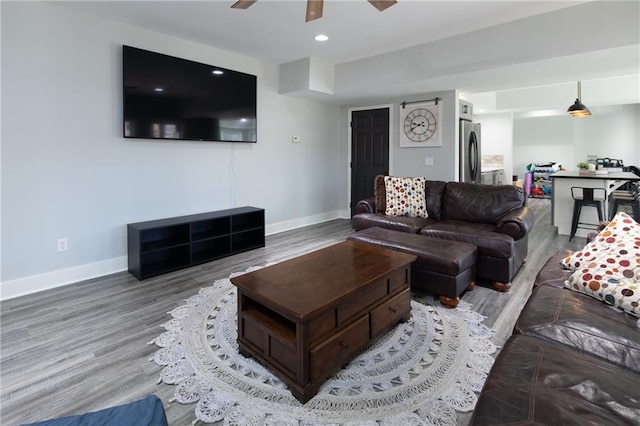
[550,170,638,180]
[481,168,504,185]
[549,171,639,237]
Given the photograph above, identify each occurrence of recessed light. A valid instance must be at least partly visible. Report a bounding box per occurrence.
[212,70,224,75]
[154,87,164,92]
[314,34,328,42]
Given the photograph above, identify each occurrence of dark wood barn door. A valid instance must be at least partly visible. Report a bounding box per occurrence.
[350,108,390,217]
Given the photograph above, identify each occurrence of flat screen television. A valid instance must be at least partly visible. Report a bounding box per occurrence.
[123,45,257,143]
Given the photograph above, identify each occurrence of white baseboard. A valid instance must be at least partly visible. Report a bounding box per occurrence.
[1,257,128,301]
[266,209,350,235]
[0,211,351,301]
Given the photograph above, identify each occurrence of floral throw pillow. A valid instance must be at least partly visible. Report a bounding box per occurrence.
[560,212,640,271]
[566,261,640,317]
[562,212,640,317]
[384,176,427,218]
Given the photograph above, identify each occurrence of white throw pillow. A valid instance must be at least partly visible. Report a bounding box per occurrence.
[561,211,640,271]
[563,211,640,317]
[384,176,427,218]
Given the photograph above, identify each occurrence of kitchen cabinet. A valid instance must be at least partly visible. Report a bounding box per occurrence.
[481,169,504,185]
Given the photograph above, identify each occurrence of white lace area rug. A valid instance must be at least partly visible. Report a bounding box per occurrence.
[150,266,497,425]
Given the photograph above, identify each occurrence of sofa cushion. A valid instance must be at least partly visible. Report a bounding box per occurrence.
[383,176,427,217]
[348,226,476,275]
[373,175,386,214]
[351,212,435,233]
[534,250,574,288]
[442,182,524,223]
[420,220,514,259]
[424,180,446,221]
[515,284,640,373]
[470,335,640,425]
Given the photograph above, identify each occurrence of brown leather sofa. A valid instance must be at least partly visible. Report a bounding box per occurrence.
[471,250,640,424]
[352,176,535,290]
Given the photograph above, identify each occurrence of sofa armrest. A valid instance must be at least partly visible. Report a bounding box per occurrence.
[355,197,376,214]
[496,206,535,240]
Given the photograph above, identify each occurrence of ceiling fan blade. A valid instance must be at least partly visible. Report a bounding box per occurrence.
[306,0,324,22]
[231,0,257,9]
[368,0,397,12]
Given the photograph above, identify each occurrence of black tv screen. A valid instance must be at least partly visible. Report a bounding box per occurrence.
[123,46,257,143]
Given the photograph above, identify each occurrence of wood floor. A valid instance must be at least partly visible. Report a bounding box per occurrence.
[0,198,586,425]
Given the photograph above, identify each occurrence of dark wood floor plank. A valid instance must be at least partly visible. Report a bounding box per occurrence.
[0,199,584,425]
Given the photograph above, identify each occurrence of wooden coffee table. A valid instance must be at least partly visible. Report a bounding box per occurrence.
[230,240,416,403]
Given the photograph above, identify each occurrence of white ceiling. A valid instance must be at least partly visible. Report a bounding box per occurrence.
[52,0,583,64]
[52,0,639,105]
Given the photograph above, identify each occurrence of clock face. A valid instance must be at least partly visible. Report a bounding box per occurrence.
[403,108,437,142]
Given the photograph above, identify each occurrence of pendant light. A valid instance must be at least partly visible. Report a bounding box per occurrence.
[567,81,591,117]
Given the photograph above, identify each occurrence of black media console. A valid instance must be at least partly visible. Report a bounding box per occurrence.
[127,207,265,280]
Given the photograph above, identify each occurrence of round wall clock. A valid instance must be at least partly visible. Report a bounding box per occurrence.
[403,107,437,142]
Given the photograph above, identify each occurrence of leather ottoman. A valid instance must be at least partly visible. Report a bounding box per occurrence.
[471,335,640,425]
[347,226,477,307]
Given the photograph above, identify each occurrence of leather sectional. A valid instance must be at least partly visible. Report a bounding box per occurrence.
[352,176,535,291]
[471,250,640,424]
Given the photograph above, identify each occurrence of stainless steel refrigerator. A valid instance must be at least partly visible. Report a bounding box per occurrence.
[459,120,481,183]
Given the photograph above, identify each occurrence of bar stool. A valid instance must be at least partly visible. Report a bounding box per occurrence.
[609,182,640,221]
[569,187,606,241]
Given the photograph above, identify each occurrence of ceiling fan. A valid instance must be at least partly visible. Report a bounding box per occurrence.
[231,0,397,23]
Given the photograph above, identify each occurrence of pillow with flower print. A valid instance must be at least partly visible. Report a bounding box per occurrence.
[565,259,640,317]
[384,176,427,218]
[560,212,640,271]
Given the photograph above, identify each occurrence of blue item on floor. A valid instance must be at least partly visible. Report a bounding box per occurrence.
[22,395,168,426]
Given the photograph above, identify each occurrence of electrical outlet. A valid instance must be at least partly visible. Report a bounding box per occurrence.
[57,238,68,253]
[424,157,434,166]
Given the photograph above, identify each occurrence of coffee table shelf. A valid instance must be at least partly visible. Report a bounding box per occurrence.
[242,303,296,344]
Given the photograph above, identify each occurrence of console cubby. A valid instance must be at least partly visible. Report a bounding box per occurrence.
[140,224,190,252]
[128,207,265,280]
[232,210,264,233]
[232,228,266,252]
[191,217,230,241]
[191,236,232,264]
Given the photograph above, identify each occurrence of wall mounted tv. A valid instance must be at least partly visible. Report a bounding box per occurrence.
[123,45,257,143]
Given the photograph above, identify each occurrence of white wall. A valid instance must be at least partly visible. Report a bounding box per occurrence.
[341,90,458,188]
[513,104,640,175]
[478,113,514,182]
[1,2,344,299]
